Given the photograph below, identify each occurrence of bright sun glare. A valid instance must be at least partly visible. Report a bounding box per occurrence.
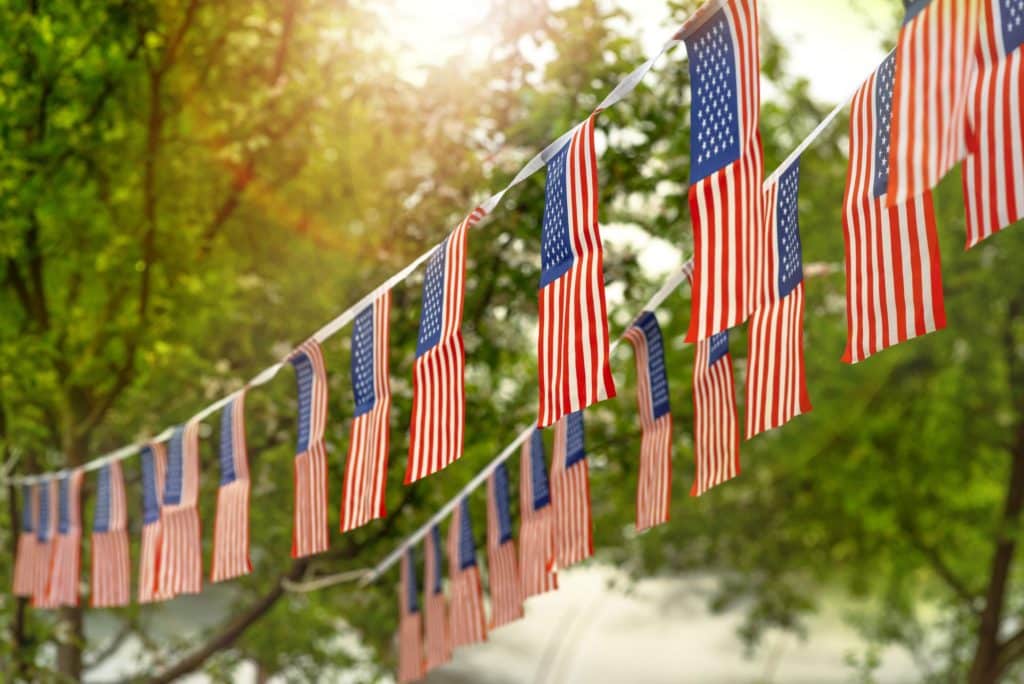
[382,0,495,69]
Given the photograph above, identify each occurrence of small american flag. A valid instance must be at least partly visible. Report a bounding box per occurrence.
[91,461,130,607]
[46,469,84,607]
[447,498,487,649]
[842,53,946,364]
[486,463,524,628]
[341,293,392,532]
[397,548,424,684]
[407,209,487,484]
[962,0,1024,247]
[13,484,36,597]
[158,419,203,597]
[692,331,740,496]
[138,442,167,603]
[746,159,812,438]
[32,479,57,607]
[624,312,673,531]
[680,0,765,342]
[519,430,558,597]
[887,0,979,205]
[550,411,592,567]
[537,113,616,428]
[289,340,330,557]
[211,391,252,582]
[423,524,450,671]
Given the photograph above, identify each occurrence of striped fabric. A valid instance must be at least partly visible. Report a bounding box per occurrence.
[423,525,451,671]
[691,331,741,496]
[519,431,558,597]
[138,442,168,603]
[32,479,57,608]
[397,549,424,684]
[550,412,593,567]
[13,484,36,596]
[46,469,84,607]
[289,339,330,557]
[158,419,203,597]
[91,461,131,607]
[447,499,487,649]
[211,391,252,582]
[486,463,524,628]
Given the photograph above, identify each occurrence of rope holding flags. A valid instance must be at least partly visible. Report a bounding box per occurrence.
[211,390,252,582]
[91,461,131,607]
[289,339,330,558]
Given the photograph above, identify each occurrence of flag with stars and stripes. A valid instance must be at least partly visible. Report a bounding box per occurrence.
[341,292,392,532]
[447,498,487,649]
[624,312,674,530]
[407,209,487,483]
[32,479,57,607]
[679,0,765,342]
[158,419,203,597]
[550,411,593,567]
[842,53,946,364]
[537,113,616,428]
[46,469,84,607]
[962,0,1024,247]
[398,548,424,684]
[887,0,980,205]
[289,339,330,557]
[692,331,740,496]
[486,463,524,628]
[91,461,130,607]
[211,391,252,582]
[519,430,558,597]
[13,484,37,597]
[138,442,167,603]
[746,159,812,438]
[423,524,451,671]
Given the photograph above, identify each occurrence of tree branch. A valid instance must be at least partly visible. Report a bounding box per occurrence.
[897,517,979,613]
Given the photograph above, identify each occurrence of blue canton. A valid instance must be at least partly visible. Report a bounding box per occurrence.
[776,160,804,298]
[540,141,575,288]
[429,525,444,595]
[57,475,71,535]
[708,330,730,367]
[457,499,478,570]
[36,483,51,542]
[902,0,932,24]
[290,353,314,455]
[21,484,33,532]
[1001,0,1024,53]
[417,239,449,357]
[219,399,237,486]
[872,53,897,199]
[351,305,377,417]
[529,430,551,511]
[493,462,514,544]
[93,465,111,533]
[164,425,185,506]
[141,446,161,525]
[564,411,586,468]
[636,312,672,419]
[405,548,420,613]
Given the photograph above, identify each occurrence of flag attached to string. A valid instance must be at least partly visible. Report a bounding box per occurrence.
[341,293,392,532]
[519,430,558,597]
[32,479,57,607]
[746,160,812,438]
[679,0,765,342]
[158,420,203,597]
[692,331,740,496]
[624,312,673,531]
[550,411,593,567]
[842,53,946,363]
[407,209,487,484]
[47,469,84,607]
[962,0,1024,247]
[13,484,36,597]
[423,525,450,671]
[537,113,616,428]
[486,463,524,628]
[91,461,130,607]
[138,442,167,603]
[289,339,330,557]
[398,548,424,684]
[887,0,980,205]
[447,499,487,649]
[211,391,252,582]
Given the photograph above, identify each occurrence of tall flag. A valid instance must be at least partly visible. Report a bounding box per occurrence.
[486,463,524,628]
[624,312,673,531]
[447,499,487,649]
[158,419,203,597]
[550,412,593,567]
[692,331,740,496]
[289,339,330,557]
[962,0,1024,247]
[679,0,765,342]
[32,479,57,607]
[341,293,392,532]
[138,442,167,603]
[537,113,616,428]
[407,209,486,483]
[746,160,812,438]
[519,430,557,597]
[887,0,980,205]
[842,53,946,364]
[423,525,450,671]
[91,461,130,607]
[397,548,424,684]
[46,469,84,607]
[13,484,36,597]
[211,391,252,582]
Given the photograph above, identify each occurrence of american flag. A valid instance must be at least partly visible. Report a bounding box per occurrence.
[550,411,592,567]
[423,524,450,671]
[211,391,252,582]
[447,498,487,648]
[624,312,673,531]
[341,293,392,532]
[842,53,946,364]
[887,0,980,205]
[486,463,524,628]
[519,430,558,597]
[407,209,486,484]
[692,331,740,496]
[746,160,812,438]
[46,469,84,607]
[91,461,131,607]
[397,548,424,684]
[537,113,616,428]
[289,339,330,557]
[138,442,167,603]
[13,484,37,597]
[158,420,203,597]
[680,0,765,342]
[32,479,57,607]
[962,0,1024,247]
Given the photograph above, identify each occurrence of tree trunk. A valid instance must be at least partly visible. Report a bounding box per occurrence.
[55,433,90,682]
